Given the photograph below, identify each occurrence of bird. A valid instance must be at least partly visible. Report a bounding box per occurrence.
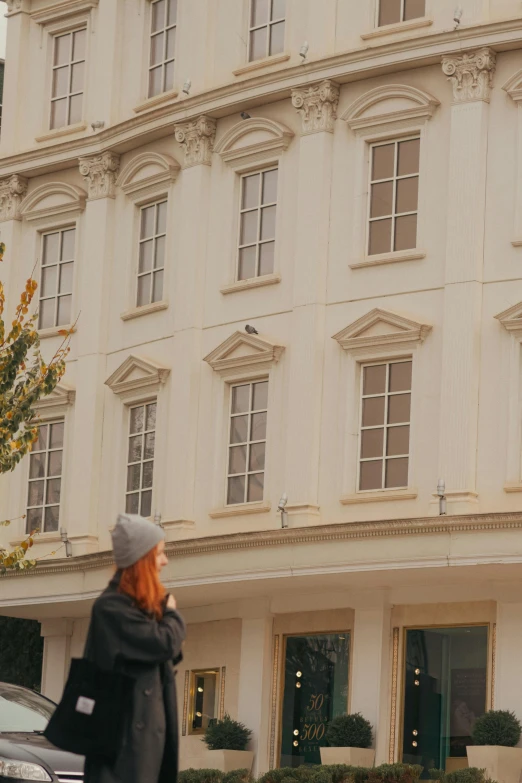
[245,325,258,335]
[240,112,251,120]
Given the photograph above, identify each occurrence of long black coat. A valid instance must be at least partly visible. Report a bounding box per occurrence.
[83,573,186,783]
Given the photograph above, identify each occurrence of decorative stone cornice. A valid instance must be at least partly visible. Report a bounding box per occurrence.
[105,354,170,399]
[78,151,120,199]
[333,308,432,354]
[291,79,340,134]
[0,175,28,222]
[442,47,496,104]
[204,331,284,378]
[174,115,217,168]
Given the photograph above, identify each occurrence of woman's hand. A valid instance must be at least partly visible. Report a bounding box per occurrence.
[166,593,177,610]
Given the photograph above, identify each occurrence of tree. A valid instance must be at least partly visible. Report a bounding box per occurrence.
[0,243,72,573]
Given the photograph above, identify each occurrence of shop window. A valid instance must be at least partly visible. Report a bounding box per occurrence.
[249,0,285,62]
[378,0,425,27]
[189,669,220,734]
[280,633,350,767]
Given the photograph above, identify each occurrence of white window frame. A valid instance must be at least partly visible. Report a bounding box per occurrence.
[147,0,177,99]
[49,27,87,132]
[236,166,279,283]
[125,399,157,518]
[248,0,286,62]
[26,418,66,536]
[376,0,427,27]
[38,225,77,331]
[226,379,269,506]
[136,199,168,308]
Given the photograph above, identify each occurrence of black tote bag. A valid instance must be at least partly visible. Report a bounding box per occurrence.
[44,657,134,762]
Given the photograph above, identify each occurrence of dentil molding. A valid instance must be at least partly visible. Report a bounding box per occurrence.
[0,175,28,222]
[442,47,496,104]
[291,79,340,134]
[174,115,217,168]
[78,151,121,199]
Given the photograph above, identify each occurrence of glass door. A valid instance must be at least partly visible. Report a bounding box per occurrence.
[279,632,350,768]
[402,626,488,777]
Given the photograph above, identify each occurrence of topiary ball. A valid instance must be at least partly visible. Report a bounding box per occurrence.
[472,710,522,747]
[325,714,373,749]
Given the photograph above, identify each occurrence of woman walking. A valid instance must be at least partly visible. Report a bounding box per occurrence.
[84,512,186,783]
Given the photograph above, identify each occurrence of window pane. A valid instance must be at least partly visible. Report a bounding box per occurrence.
[394,214,417,251]
[227,475,245,505]
[54,34,70,66]
[70,62,84,94]
[139,241,154,274]
[28,481,44,507]
[232,385,250,414]
[61,229,75,261]
[249,442,266,471]
[238,246,257,280]
[48,451,63,477]
[130,406,144,434]
[43,233,60,265]
[269,21,285,55]
[39,299,55,330]
[271,0,286,19]
[230,415,248,444]
[250,27,267,61]
[362,397,385,427]
[164,60,175,91]
[34,425,48,452]
[142,461,154,489]
[41,267,57,298]
[396,177,419,214]
[146,403,156,431]
[168,0,178,25]
[361,428,384,459]
[262,169,278,204]
[46,478,61,505]
[126,493,140,514]
[154,236,165,269]
[72,30,86,61]
[369,219,392,255]
[26,508,42,534]
[59,263,74,295]
[251,411,267,441]
[404,0,425,20]
[385,457,408,488]
[363,364,386,395]
[398,139,420,176]
[140,490,152,518]
[166,27,176,59]
[240,211,258,245]
[50,422,64,449]
[152,270,164,302]
[142,206,157,239]
[149,66,163,98]
[251,0,269,26]
[389,361,412,392]
[50,99,67,130]
[44,505,60,533]
[127,464,141,492]
[52,66,69,98]
[387,425,410,456]
[144,432,155,460]
[229,444,247,474]
[247,473,264,502]
[137,274,151,307]
[360,460,383,490]
[370,181,393,218]
[128,434,143,463]
[150,32,164,66]
[259,241,275,276]
[30,453,46,480]
[378,0,401,25]
[152,0,166,32]
[372,144,395,180]
[157,201,168,234]
[57,295,72,326]
[388,394,411,424]
[260,205,276,240]
[252,381,268,411]
[242,174,260,209]
[69,93,83,125]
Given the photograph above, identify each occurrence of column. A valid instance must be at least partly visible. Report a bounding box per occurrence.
[0,174,28,302]
[40,619,73,702]
[66,153,120,553]
[350,598,392,764]
[438,49,495,513]
[493,603,522,718]
[236,613,274,776]
[0,1,31,155]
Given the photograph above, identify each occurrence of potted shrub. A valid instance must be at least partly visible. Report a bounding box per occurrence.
[466,710,522,783]
[202,714,254,772]
[320,713,375,766]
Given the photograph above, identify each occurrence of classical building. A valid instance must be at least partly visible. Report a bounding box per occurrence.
[3,0,522,776]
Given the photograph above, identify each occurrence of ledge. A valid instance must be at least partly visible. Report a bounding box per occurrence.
[350,250,426,269]
[9,532,62,548]
[120,300,169,321]
[511,239,522,247]
[35,122,88,144]
[209,502,271,519]
[341,489,417,505]
[504,483,522,493]
[233,53,291,77]
[220,273,281,295]
[361,18,433,41]
[38,324,74,340]
[134,89,179,114]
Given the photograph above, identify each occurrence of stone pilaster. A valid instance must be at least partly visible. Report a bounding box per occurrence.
[79,151,120,199]
[174,115,217,167]
[291,79,340,134]
[0,174,27,222]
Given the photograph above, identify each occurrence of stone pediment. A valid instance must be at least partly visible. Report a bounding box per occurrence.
[214,118,293,170]
[204,331,284,376]
[116,152,180,199]
[342,84,440,132]
[33,383,76,412]
[105,355,170,397]
[495,301,522,334]
[333,309,432,352]
[502,69,522,101]
[20,182,87,222]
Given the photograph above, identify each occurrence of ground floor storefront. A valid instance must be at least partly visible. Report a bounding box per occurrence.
[2,512,522,776]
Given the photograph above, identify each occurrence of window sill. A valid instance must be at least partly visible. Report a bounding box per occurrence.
[133,89,179,114]
[10,531,62,548]
[233,53,291,77]
[120,300,169,321]
[38,324,75,340]
[340,488,417,505]
[209,501,271,519]
[504,483,522,493]
[220,273,281,295]
[360,18,433,41]
[350,250,425,269]
[35,122,88,143]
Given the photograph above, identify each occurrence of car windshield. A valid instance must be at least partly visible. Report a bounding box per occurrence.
[0,684,55,732]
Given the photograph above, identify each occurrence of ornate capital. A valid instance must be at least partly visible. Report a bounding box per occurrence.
[0,175,28,222]
[78,151,120,199]
[291,79,340,134]
[442,48,496,103]
[5,0,29,14]
[174,115,217,167]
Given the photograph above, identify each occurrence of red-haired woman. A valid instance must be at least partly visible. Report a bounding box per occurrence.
[84,513,186,783]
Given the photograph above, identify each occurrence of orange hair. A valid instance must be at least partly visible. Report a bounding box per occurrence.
[118,546,166,620]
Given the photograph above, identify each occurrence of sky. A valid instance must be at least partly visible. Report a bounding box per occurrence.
[0,4,7,60]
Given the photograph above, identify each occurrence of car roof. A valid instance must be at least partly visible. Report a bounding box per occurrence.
[0,681,56,705]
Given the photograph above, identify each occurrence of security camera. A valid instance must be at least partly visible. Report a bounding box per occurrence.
[182,79,191,95]
[91,120,105,131]
[277,492,288,512]
[453,7,463,27]
[299,41,309,62]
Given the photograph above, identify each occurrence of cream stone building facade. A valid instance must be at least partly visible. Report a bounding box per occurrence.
[4,0,522,776]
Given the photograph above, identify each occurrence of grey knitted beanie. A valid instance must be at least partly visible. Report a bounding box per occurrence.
[111,513,165,569]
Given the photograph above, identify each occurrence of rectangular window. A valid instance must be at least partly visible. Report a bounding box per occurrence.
[39,228,75,330]
[126,401,156,518]
[378,0,426,26]
[50,29,86,130]
[26,421,64,534]
[227,381,268,505]
[368,138,420,256]
[149,0,177,98]
[137,200,167,307]
[189,669,220,735]
[249,0,286,62]
[238,168,278,281]
[358,360,412,491]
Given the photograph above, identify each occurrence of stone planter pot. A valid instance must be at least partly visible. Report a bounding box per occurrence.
[320,747,376,767]
[467,746,522,783]
[202,750,254,773]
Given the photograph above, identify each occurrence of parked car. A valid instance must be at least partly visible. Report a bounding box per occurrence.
[0,681,84,782]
